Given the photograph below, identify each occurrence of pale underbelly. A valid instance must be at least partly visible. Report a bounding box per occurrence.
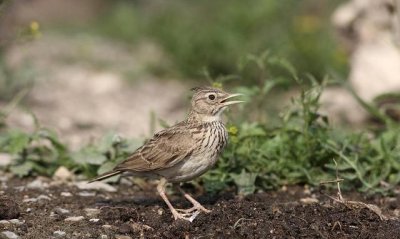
[156,153,219,183]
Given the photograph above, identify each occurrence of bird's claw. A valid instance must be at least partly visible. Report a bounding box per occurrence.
[176,205,211,214]
[172,210,200,222]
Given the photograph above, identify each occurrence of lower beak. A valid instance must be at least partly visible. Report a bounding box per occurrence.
[220,93,244,106]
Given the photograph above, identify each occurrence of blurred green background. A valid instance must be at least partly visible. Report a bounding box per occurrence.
[0,0,348,89]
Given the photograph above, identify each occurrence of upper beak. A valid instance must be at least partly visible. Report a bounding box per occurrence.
[220,93,244,106]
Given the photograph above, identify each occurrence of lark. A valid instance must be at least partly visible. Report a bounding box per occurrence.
[90,86,243,221]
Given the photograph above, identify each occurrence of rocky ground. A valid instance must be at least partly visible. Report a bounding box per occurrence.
[1,173,400,239]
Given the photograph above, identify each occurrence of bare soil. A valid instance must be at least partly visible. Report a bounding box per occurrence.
[1,177,400,239]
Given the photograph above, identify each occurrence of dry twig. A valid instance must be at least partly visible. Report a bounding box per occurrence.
[320,159,387,220]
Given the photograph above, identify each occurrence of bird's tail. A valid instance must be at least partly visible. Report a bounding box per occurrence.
[88,170,122,183]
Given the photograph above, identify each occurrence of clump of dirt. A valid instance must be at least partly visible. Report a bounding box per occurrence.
[0,195,20,219]
[1,177,400,238]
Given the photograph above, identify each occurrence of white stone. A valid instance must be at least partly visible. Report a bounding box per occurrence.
[78,191,96,197]
[23,196,50,203]
[55,208,70,215]
[300,197,319,204]
[0,220,10,224]
[75,181,116,192]
[89,218,100,222]
[53,230,66,237]
[60,192,72,197]
[64,216,84,222]
[26,179,49,190]
[0,153,12,167]
[37,195,51,201]
[116,236,132,239]
[84,208,100,217]
[1,231,20,239]
[53,166,73,181]
[9,219,24,225]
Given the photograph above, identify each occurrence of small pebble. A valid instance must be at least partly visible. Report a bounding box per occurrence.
[37,195,51,200]
[1,231,20,239]
[89,218,100,222]
[100,235,108,239]
[9,219,24,225]
[55,208,70,215]
[64,216,84,222]
[84,208,100,217]
[115,235,132,239]
[102,224,112,229]
[53,166,73,181]
[78,191,96,197]
[23,195,51,203]
[0,153,12,167]
[53,230,66,237]
[157,208,163,215]
[300,197,319,204]
[60,192,72,197]
[75,181,116,192]
[27,179,49,190]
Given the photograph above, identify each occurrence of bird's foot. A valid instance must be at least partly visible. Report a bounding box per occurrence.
[176,203,211,214]
[171,209,201,222]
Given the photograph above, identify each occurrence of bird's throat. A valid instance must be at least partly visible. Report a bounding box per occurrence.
[187,110,224,123]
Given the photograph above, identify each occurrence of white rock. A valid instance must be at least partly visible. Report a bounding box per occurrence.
[26,179,49,190]
[116,236,132,239]
[100,235,108,239]
[0,153,12,167]
[89,218,100,222]
[64,216,84,222]
[26,208,32,212]
[9,219,24,225]
[37,195,51,200]
[84,208,100,217]
[0,220,10,224]
[78,191,96,197]
[1,231,20,239]
[60,192,72,197]
[102,224,112,229]
[75,181,116,192]
[300,197,319,204]
[53,166,73,181]
[23,195,51,202]
[53,230,66,237]
[55,208,70,215]
[23,198,37,203]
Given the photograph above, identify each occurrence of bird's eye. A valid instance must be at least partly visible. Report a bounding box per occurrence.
[208,94,216,100]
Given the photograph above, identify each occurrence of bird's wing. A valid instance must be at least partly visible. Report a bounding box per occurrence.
[114,124,197,172]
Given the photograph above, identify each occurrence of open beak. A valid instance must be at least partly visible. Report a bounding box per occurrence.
[220,93,244,106]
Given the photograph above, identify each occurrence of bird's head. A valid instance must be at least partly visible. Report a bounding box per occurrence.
[189,86,243,122]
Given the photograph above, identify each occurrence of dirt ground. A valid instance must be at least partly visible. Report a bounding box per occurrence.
[1,176,400,239]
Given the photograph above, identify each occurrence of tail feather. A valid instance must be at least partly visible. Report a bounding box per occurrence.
[88,170,122,183]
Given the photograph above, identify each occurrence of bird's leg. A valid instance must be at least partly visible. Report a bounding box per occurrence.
[175,186,211,213]
[157,178,199,222]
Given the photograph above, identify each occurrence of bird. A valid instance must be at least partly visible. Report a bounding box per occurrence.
[89,86,243,221]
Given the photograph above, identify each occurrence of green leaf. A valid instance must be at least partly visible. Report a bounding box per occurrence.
[72,149,107,165]
[10,161,35,177]
[230,169,257,195]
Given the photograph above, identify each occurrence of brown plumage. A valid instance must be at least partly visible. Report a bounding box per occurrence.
[90,86,243,221]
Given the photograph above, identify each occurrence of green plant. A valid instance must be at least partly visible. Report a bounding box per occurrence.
[201,53,399,195]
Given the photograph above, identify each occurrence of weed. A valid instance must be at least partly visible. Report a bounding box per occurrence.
[0,52,398,196]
